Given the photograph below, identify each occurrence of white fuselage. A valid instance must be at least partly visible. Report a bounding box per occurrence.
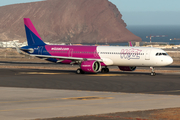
[97,46,173,67]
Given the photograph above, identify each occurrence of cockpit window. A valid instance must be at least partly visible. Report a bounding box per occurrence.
[162,53,167,55]
[156,53,168,56]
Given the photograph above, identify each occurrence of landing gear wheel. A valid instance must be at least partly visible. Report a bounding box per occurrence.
[101,68,109,73]
[76,68,84,74]
[101,68,105,73]
[150,67,156,76]
[151,72,156,76]
[106,68,109,73]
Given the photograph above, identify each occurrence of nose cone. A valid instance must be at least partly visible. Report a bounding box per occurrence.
[167,57,173,65]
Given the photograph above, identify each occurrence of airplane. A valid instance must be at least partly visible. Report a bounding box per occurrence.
[18,18,173,76]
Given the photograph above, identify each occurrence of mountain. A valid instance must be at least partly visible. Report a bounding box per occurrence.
[0,0,141,44]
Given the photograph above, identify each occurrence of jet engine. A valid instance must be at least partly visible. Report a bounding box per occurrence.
[118,66,136,71]
[81,60,101,73]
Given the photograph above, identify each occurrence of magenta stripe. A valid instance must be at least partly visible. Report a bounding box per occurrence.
[45,45,101,59]
[44,45,107,66]
[24,18,42,40]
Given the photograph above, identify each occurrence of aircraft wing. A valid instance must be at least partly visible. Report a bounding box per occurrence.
[30,54,103,62]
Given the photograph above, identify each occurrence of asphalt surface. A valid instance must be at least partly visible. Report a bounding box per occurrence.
[0,68,180,95]
[0,63,180,120]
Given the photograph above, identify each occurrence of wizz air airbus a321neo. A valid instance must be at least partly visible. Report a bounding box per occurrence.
[20,18,173,76]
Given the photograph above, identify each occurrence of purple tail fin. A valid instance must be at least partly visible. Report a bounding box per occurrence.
[24,18,46,46]
[129,41,133,47]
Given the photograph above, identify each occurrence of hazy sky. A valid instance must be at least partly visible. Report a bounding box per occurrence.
[1,0,180,25]
[109,0,180,25]
[109,0,180,12]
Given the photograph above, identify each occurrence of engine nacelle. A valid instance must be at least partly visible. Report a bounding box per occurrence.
[118,66,136,71]
[81,60,101,73]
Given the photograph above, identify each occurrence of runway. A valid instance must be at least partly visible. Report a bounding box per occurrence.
[0,68,180,95]
[0,67,180,120]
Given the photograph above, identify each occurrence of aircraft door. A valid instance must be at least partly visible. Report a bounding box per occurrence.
[145,49,151,60]
[94,50,99,57]
[68,48,73,57]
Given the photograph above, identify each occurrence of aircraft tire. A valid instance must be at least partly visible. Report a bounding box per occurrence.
[76,69,84,74]
[106,68,109,73]
[151,72,156,76]
[101,68,109,73]
[101,68,105,73]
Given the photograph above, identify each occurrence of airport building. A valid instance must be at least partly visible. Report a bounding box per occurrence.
[0,40,66,48]
[0,40,27,48]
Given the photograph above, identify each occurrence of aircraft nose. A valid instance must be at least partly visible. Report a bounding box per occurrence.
[167,57,173,65]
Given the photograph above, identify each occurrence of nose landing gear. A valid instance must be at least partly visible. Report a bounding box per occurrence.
[150,67,156,76]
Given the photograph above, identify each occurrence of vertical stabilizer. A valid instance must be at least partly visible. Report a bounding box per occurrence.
[24,18,46,46]
[129,41,133,47]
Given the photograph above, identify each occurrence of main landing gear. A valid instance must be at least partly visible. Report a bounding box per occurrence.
[76,68,84,74]
[150,67,156,76]
[101,67,109,73]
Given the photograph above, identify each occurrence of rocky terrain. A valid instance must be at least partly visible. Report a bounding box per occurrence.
[0,0,141,44]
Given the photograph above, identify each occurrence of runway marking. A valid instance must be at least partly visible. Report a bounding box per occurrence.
[17,72,145,76]
[0,95,114,104]
[18,72,69,75]
[87,74,127,77]
[62,96,113,100]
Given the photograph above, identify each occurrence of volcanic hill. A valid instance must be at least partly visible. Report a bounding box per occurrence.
[0,0,141,44]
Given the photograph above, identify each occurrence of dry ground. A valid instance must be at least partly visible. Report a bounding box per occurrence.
[36,108,180,120]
